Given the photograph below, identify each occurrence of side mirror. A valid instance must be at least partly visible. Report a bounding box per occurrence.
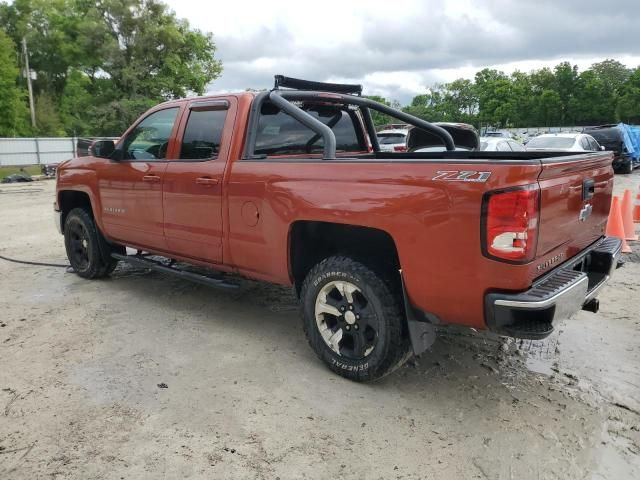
[600,145,606,151]
[90,140,116,159]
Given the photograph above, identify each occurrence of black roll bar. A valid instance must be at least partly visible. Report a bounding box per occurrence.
[243,89,456,160]
[268,91,337,160]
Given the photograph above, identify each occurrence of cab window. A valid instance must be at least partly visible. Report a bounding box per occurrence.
[122,108,179,161]
[179,108,228,160]
[254,103,364,156]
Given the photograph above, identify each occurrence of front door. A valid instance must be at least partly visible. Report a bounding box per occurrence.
[162,98,236,263]
[97,106,181,251]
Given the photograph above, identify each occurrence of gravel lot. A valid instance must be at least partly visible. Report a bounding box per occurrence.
[1,173,639,479]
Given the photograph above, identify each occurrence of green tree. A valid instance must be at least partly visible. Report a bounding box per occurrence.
[91,0,222,99]
[591,59,631,92]
[35,93,65,136]
[570,70,616,125]
[0,0,223,136]
[365,95,392,127]
[0,28,30,136]
[617,67,640,123]
[474,69,514,127]
[59,69,94,135]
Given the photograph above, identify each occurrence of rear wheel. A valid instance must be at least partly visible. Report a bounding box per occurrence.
[300,256,411,381]
[619,158,633,174]
[64,208,120,278]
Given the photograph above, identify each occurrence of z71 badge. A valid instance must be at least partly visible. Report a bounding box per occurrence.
[432,170,491,182]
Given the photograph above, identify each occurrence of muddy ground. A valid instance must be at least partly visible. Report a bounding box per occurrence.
[0,173,639,479]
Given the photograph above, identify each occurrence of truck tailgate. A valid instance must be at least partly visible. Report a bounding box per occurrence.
[536,152,614,259]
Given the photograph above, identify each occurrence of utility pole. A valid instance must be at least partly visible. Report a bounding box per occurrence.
[21,37,36,129]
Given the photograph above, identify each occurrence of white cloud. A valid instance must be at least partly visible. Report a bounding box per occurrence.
[164,0,640,103]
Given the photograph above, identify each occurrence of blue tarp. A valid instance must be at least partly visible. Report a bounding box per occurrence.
[618,123,640,161]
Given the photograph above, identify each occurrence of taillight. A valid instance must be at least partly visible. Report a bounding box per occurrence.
[393,145,407,152]
[481,186,539,263]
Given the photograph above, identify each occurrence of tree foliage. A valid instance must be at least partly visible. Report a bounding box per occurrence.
[0,2,637,139]
[394,59,638,129]
[0,29,30,136]
[0,0,222,136]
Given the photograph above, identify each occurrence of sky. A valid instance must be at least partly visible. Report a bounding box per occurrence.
[164,0,640,104]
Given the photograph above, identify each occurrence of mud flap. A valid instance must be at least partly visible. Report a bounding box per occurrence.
[400,271,437,356]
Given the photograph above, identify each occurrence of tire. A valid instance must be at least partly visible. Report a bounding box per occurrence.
[300,256,411,382]
[63,207,120,279]
[620,158,633,174]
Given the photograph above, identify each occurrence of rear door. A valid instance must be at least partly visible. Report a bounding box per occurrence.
[536,153,614,258]
[162,97,236,263]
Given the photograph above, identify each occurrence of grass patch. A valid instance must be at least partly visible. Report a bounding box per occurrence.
[0,165,42,180]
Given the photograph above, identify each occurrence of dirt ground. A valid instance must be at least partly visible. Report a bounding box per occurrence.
[1,173,639,480]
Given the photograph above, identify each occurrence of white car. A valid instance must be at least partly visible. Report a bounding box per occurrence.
[483,130,514,139]
[479,137,526,152]
[377,129,408,152]
[525,133,604,152]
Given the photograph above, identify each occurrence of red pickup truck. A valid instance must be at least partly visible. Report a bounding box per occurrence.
[54,76,622,381]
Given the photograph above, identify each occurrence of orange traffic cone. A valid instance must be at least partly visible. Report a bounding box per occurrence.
[634,187,640,223]
[621,189,639,241]
[606,196,632,253]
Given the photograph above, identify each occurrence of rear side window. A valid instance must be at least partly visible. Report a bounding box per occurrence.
[255,103,363,156]
[180,109,228,160]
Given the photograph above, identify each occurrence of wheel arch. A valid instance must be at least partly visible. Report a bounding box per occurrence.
[58,188,100,229]
[288,220,401,296]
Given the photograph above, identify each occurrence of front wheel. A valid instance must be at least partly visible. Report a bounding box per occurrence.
[64,208,120,279]
[300,256,411,381]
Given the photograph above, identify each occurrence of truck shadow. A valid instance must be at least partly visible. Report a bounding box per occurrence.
[108,263,555,391]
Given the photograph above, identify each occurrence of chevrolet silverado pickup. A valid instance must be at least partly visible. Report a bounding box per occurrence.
[54,76,622,381]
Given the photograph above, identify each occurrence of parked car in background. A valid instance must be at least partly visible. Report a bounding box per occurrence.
[583,124,636,174]
[479,137,526,152]
[408,122,479,152]
[525,133,603,153]
[377,128,408,152]
[483,129,514,139]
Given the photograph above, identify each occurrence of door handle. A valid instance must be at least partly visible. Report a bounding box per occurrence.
[196,177,219,186]
[142,175,161,183]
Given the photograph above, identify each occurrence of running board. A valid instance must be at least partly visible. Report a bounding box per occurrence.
[111,253,240,290]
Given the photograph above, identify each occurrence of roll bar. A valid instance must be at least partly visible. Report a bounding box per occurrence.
[243,88,456,160]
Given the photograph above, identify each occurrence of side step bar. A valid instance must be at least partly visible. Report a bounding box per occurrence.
[111,253,240,290]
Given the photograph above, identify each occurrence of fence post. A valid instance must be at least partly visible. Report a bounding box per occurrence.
[34,137,41,165]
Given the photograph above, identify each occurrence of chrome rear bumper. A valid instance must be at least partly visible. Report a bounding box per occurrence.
[485,236,623,339]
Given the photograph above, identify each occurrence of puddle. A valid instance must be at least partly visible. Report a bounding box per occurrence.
[525,354,555,375]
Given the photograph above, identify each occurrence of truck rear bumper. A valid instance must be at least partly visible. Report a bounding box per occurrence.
[485,236,622,339]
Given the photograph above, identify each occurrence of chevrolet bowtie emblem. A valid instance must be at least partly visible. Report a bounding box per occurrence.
[579,203,593,222]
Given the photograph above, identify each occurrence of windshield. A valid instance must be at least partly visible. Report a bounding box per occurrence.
[378,133,406,144]
[526,136,575,148]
